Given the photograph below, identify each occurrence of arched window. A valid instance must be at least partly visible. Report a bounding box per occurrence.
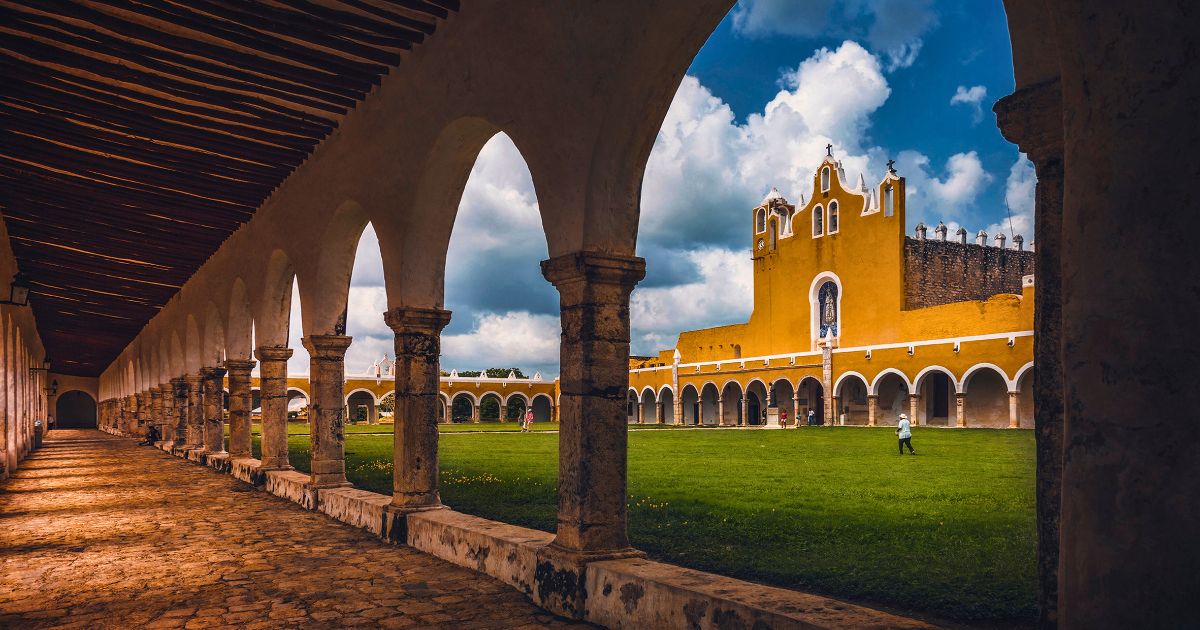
[813,205,824,236]
[821,167,831,192]
[829,201,839,233]
[769,218,778,250]
[818,281,839,338]
[755,209,766,233]
[883,184,894,217]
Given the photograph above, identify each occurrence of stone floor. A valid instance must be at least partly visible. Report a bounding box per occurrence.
[0,430,591,629]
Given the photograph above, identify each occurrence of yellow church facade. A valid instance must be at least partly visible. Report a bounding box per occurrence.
[628,153,1035,429]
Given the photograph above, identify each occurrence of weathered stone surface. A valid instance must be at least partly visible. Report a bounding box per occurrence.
[903,237,1034,309]
[0,430,589,629]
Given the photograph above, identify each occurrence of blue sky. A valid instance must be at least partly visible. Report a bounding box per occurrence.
[282,0,1033,380]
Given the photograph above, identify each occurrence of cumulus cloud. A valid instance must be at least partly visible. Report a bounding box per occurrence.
[730,0,938,71]
[985,153,1036,246]
[441,311,561,374]
[893,150,993,227]
[949,85,988,123]
[630,248,753,355]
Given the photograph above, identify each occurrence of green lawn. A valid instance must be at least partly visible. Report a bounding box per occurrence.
[250,427,1036,624]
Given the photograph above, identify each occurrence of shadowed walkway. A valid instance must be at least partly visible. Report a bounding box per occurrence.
[0,430,590,629]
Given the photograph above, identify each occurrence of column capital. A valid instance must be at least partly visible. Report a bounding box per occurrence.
[302,334,352,359]
[169,377,186,386]
[994,78,1063,166]
[255,345,294,362]
[540,251,646,289]
[222,359,256,375]
[199,366,227,380]
[383,306,452,334]
[867,394,879,400]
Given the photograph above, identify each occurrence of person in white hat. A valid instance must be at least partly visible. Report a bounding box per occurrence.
[896,413,915,455]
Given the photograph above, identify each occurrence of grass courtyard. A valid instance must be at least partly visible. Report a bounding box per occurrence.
[248,425,1036,624]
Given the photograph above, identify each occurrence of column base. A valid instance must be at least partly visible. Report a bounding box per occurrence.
[533,543,646,619]
[383,503,447,544]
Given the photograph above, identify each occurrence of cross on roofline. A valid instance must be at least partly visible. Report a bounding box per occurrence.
[887,159,896,174]
[825,143,833,156]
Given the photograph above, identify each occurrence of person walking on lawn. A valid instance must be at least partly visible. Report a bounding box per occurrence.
[897,413,915,455]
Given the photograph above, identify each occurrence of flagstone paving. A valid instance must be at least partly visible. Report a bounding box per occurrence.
[0,430,590,629]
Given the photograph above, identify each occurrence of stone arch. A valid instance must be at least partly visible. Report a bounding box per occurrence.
[531,393,553,423]
[286,387,310,419]
[479,391,504,422]
[1013,362,1035,392]
[834,371,870,425]
[300,200,370,336]
[961,364,1011,428]
[257,249,296,347]
[770,378,796,426]
[450,391,476,423]
[699,381,720,426]
[656,386,675,425]
[797,376,824,425]
[1015,366,1034,429]
[184,314,202,375]
[913,365,958,426]
[170,332,185,381]
[720,380,743,426]
[961,362,1016,394]
[679,383,700,425]
[201,301,225,367]
[744,378,768,425]
[626,388,639,423]
[638,388,656,424]
[345,388,377,424]
[871,370,910,427]
[504,392,530,421]
[56,390,96,429]
[226,277,254,360]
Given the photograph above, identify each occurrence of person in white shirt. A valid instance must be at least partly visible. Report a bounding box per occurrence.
[896,413,915,455]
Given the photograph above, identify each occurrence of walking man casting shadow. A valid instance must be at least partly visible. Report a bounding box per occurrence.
[897,413,915,455]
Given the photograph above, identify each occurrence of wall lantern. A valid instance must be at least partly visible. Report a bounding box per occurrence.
[1,272,31,306]
[44,379,58,397]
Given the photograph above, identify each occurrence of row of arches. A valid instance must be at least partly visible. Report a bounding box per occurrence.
[629,362,1034,428]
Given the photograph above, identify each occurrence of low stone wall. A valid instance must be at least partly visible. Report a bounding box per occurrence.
[149,436,938,629]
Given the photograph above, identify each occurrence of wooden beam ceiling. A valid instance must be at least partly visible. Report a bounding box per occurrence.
[0,0,458,376]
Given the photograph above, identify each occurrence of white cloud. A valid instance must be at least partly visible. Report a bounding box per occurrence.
[441,311,561,372]
[731,0,938,71]
[930,151,992,205]
[986,153,1036,246]
[630,248,753,355]
[892,150,994,228]
[949,85,988,123]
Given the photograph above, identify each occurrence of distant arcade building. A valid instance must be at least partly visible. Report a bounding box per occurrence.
[629,153,1035,429]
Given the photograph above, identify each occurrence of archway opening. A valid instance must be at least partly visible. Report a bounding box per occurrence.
[798,377,823,425]
[721,381,743,425]
[1016,368,1033,428]
[745,381,768,425]
[55,391,96,429]
[873,372,910,426]
[680,385,699,425]
[770,379,796,426]
[639,389,656,424]
[286,389,309,422]
[835,375,869,425]
[700,383,720,425]
[658,388,675,424]
[451,393,475,423]
[627,389,639,424]
[505,395,528,422]
[479,393,503,422]
[347,391,377,425]
[917,371,955,426]
[531,394,553,423]
[964,367,1010,428]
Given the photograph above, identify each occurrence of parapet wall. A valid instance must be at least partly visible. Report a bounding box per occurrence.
[904,237,1034,309]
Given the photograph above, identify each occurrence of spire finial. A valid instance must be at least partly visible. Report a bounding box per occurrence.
[887,159,896,174]
[825,143,833,157]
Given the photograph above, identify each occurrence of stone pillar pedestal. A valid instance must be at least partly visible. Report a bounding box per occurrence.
[716,396,724,426]
[471,402,479,423]
[149,388,162,438]
[655,401,664,424]
[302,335,353,489]
[832,395,841,425]
[673,397,684,426]
[383,307,452,535]
[185,375,203,448]
[225,359,255,458]
[1008,392,1020,429]
[541,251,645,558]
[955,393,966,428]
[131,393,142,435]
[739,397,748,426]
[158,385,173,440]
[256,346,293,470]
[908,394,920,427]
[200,367,227,454]
[171,378,188,446]
[867,395,878,427]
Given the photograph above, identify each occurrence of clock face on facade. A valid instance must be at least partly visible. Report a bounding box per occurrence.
[757,239,765,250]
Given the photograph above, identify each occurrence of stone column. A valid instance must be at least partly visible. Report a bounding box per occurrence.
[656,401,664,425]
[224,359,255,458]
[541,252,644,556]
[1008,392,1020,429]
[132,393,142,434]
[149,388,163,441]
[200,367,227,454]
[636,400,644,424]
[158,385,173,440]
[171,378,187,445]
[302,335,353,488]
[908,394,920,427]
[185,375,203,448]
[673,396,684,426]
[867,395,878,427]
[996,78,1064,629]
[255,346,293,470]
[831,395,841,425]
[821,345,834,425]
[471,401,479,423]
[384,306,452,515]
[954,393,966,428]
